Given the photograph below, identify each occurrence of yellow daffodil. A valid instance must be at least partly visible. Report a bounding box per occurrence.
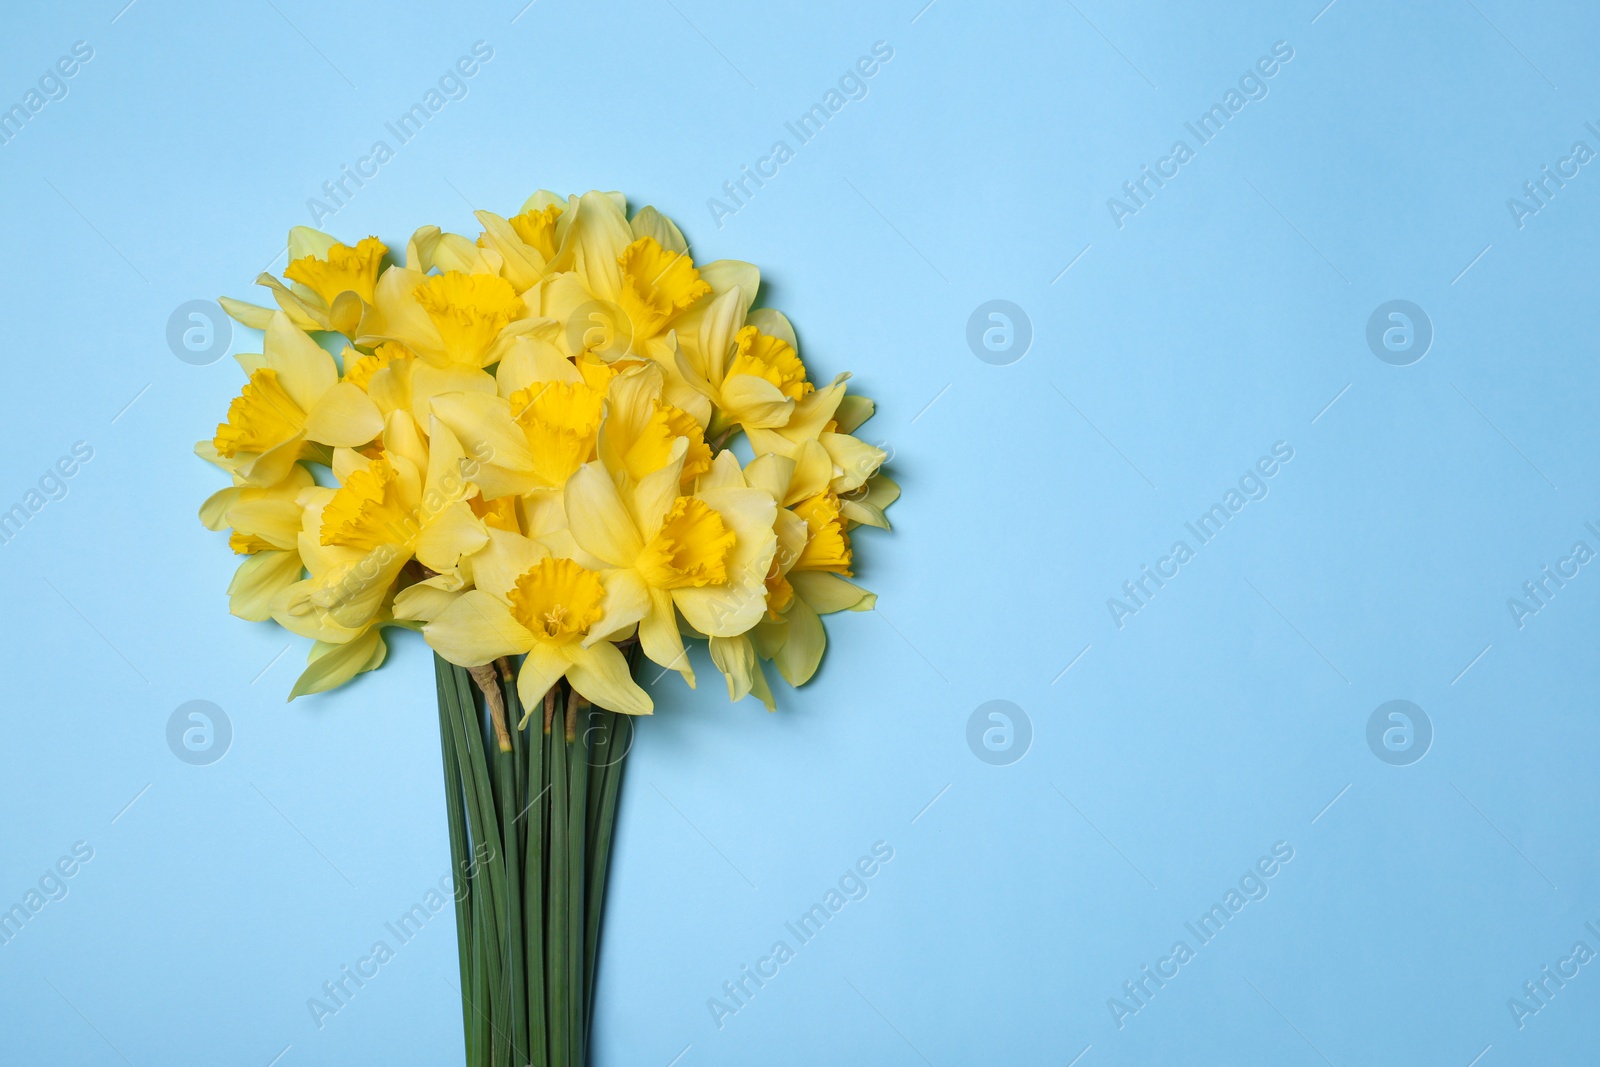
[197,188,896,705]
[221,229,387,336]
[742,372,887,503]
[596,361,713,489]
[562,446,776,685]
[364,266,527,368]
[272,411,488,638]
[199,312,384,486]
[422,528,651,715]
[530,192,756,419]
[429,344,607,502]
[703,452,881,705]
[198,465,314,622]
[473,191,568,292]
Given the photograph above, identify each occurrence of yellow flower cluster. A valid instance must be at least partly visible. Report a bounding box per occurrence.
[198,191,897,712]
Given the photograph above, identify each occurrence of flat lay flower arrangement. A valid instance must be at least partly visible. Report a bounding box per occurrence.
[193,189,897,1065]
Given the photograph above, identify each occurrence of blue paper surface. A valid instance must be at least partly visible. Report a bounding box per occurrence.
[1,1,1598,1063]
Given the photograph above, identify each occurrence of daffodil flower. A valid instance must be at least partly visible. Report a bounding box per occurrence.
[428,344,607,502]
[531,192,756,419]
[595,361,713,489]
[472,191,568,292]
[562,445,776,686]
[198,465,313,622]
[271,411,488,638]
[359,254,540,403]
[422,528,651,716]
[703,453,879,706]
[198,312,384,486]
[742,372,887,504]
[221,229,387,336]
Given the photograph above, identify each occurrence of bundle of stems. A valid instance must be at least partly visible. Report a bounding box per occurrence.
[434,650,634,1067]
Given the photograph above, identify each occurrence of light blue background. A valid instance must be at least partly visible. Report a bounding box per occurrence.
[2,1,1598,1064]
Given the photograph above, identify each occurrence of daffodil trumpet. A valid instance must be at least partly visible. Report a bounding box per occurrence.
[195,191,897,1067]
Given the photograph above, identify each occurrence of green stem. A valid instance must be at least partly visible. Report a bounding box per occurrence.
[447,663,510,1065]
[435,661,476,1062]
[545,685,570,1065]
[583,708,629,1044]
[566,697,589,1067]
[491,697,529,1063]
[511,670,548,1067]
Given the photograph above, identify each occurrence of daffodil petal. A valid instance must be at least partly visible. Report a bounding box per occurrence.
[639,587,691,684]
[772,596,826,687]
[565,461,644,567]
[415,500,489,574]
[304,381,384,447]
[709,634,757,703]
[720,374,794,429]
[425,589,533,666]
[227,550,303,622]
[565,640,653,715]
[790,571,875,614]
[516,642,571,724]
[468,527,550,601]
[288,629,387,701]
[264,312,337,410]
[587,568,651,646]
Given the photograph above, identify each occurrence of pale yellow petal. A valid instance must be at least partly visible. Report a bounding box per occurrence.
[565,461,644,567]
[772,597,825,687]
[631,439,687,542]
[629,205,688,254]
[425,589,533,666]
[408,362,498,425]
[516,642,572,725]
[264,312,337,410]
[304,381,384,448]
[471,527,551,600]
[226,498,304,551]
[745,307,796,348]
[709,634,757,703]
[288,629,387,701]
[639,587,691,685]
[587,568,651,646]
[565,640,653,715]
[414,500,489,574]
[832,394,875,434]
[720,374,794,429]
[790,571,875,615]
[822,431,886,495]
[393,577,466,623]
[199,486,242,530]
[235,434,308,488]
[559,190,632,301]
[227,550,303,622]
[220,296,275,330]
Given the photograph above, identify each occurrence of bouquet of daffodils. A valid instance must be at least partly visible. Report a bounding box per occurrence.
[195,190,896,1065]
